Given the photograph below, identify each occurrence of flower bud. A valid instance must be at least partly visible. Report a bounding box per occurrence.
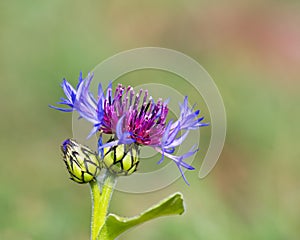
[102,144,139,176]
[61,139,101,184]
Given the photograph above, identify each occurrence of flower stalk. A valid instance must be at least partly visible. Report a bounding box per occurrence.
[90,171,116,240]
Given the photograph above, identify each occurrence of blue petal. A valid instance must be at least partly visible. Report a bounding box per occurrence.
[98,135,104,158]
[48,105,73,112]
[98,140,119,149]
[177,165,190,185]
[87,124,100,139]
[116,116,135,144]
[166,130,190,148]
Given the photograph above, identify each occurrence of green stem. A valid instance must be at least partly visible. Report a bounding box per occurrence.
[90,172,116,240]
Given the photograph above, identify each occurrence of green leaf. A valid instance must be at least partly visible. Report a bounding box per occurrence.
[98,192,185,240]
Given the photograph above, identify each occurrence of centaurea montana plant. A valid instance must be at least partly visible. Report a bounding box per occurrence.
[51,72,209,240]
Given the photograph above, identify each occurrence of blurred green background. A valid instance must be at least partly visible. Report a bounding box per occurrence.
[1,1,300,239]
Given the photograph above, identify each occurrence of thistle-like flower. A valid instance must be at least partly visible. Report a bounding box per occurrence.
[61,139,101,184]
[51,72,209,184]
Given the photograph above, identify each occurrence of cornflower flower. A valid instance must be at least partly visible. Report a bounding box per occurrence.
[51,72,209,184]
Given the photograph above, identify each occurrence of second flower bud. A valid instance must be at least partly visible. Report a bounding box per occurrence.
[102,143,139,176]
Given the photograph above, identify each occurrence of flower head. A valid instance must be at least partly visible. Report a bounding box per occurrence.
[52,72,209,184]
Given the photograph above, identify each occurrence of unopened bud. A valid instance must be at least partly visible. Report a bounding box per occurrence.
[103,144,139,176]
[61,139,101,184]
